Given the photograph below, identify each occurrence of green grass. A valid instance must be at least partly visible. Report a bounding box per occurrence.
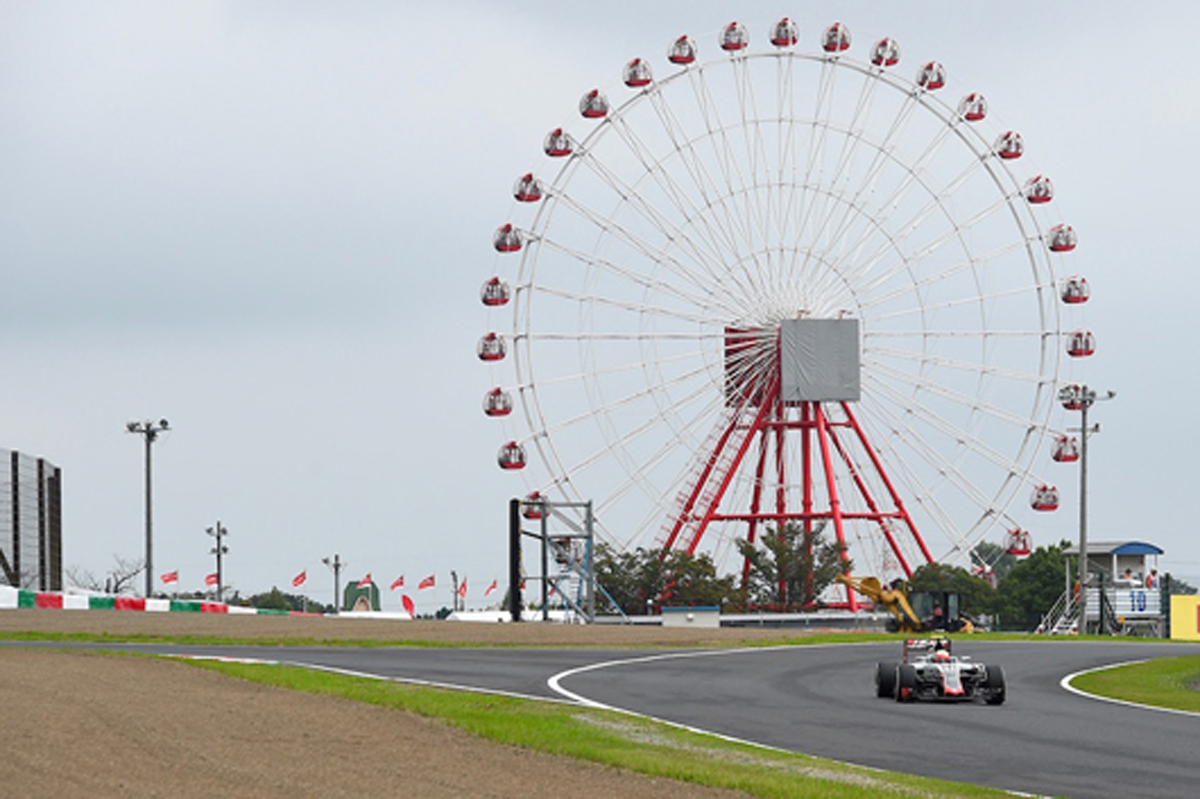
[186,658,1009,798]
[1070,656,1200,712]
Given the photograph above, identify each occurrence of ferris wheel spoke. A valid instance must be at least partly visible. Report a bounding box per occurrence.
[527,283,716,326]
[536,359,714,443]
[795,68,891,287]
[686,68,780,304]
[858,385,1014,530]
[554,376,721,503]
[544,187,745,316]
[814,123,969,291]
[533,235,719,312]
[865,344,1049,386]
[856,239,1028,308]
[866,357,1048,433]
[644,92,751,261]
[596,116,746,282]
[867,282,1053,321]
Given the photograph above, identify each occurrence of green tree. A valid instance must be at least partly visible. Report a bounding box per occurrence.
[907,562,996,618]
[970,541,1019,582]
[735,522,849,611]
[249,586,289,611]
[595,544,735,615]
[992,540,1071,630]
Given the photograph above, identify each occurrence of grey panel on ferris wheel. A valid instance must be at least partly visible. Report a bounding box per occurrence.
[780,319,861,404]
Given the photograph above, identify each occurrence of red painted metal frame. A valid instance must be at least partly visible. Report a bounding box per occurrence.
[662,340,933,606]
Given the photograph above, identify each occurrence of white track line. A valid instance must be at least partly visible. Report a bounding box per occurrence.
[1059,659,1200,718]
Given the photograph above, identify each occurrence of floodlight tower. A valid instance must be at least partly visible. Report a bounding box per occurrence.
[126,418,170,597]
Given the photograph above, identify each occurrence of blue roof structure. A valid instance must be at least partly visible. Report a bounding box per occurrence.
[1062,541,1164,556]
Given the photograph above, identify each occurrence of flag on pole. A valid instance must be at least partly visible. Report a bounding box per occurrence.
[205,572,219,587]
[357,573,372,588]
[292,570,307,588]
[389,575,404,591]
[401,594,415,618]
[457,578,468,599]
[160,570,178,585]
[484,579,498,597]
[418,574,435,590]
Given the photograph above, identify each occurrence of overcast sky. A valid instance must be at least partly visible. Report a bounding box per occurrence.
[4,1,1199,612]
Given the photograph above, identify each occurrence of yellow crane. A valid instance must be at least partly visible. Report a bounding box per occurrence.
[837,574,975,633]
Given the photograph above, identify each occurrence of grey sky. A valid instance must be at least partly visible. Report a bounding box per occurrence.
[3,1,1198,611]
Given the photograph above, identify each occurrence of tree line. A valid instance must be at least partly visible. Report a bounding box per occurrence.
[595,525,1195,631]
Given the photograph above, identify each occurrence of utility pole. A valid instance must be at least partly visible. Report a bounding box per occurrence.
[451,570,460,612]
[322,554,344,614]
[1061,385,1115,635]
[126,418,170,597]
[206,521,229,603]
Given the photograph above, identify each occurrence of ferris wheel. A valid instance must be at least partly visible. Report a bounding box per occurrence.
[479,18,1092,590]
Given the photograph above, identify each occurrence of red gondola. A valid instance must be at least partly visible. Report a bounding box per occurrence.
[497,441,527,470]
[1047,223,1077,252]
[770,17,799,48]
[994,131,1024,160]
[1030,484,1059,512]
[513,173,542,203]
[1059,383,1085,411]
[916,61,946,91]
[1067,330,1096,358]
[822,22,851,53]
[959,92,987,121]
[871,38,900,67]
[1024,175,1054,204]
[668,35,697,65]
[1005,528,1033,557]
[483,387,513,418]
[720,21,748,52]
[623,57,653,88]
[477,332,506,362]
[543,128,573,157]
[1061,276,1090,304]
[1052,434,1080,463]
[522,491,545,520]
[493,223,523,253]
[579,89,609,119]
[480,277,510,307]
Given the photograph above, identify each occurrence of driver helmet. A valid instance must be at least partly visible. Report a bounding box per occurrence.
[933,650,951,662]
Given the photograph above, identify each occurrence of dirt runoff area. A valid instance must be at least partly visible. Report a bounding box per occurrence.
[1,610,808,797]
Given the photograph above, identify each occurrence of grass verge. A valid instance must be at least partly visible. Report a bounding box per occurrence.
[1070,656,1200,712]
[185,658,1007,798]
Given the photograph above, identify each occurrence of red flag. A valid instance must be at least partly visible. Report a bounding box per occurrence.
[418,574,435,590]
[292,570,307,588]
[401,594,415,618]
[205,572,218,587]
[484,579,498,597]
[160,570,178,585]
[457,578,468,599]
[357,573,372,588]
[389,575,404,591]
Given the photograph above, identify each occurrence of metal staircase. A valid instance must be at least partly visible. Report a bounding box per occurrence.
[1036,589,1079,635]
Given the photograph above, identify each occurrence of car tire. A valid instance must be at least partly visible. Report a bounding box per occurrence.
[984,664,1006,705]
[895,664,917,702]
[876,661,898,698]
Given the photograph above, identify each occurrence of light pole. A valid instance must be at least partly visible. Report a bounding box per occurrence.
[1060,385,1115,634]
[206,521,229,603]
[322,554,344,614]
[126,418,170,597]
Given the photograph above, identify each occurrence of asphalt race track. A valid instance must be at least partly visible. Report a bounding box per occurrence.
[12,639,1200,798]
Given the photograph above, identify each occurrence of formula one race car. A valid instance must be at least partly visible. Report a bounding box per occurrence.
[874,638,1005,704]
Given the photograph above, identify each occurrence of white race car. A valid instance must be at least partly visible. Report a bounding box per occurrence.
[874,638,1005,704]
